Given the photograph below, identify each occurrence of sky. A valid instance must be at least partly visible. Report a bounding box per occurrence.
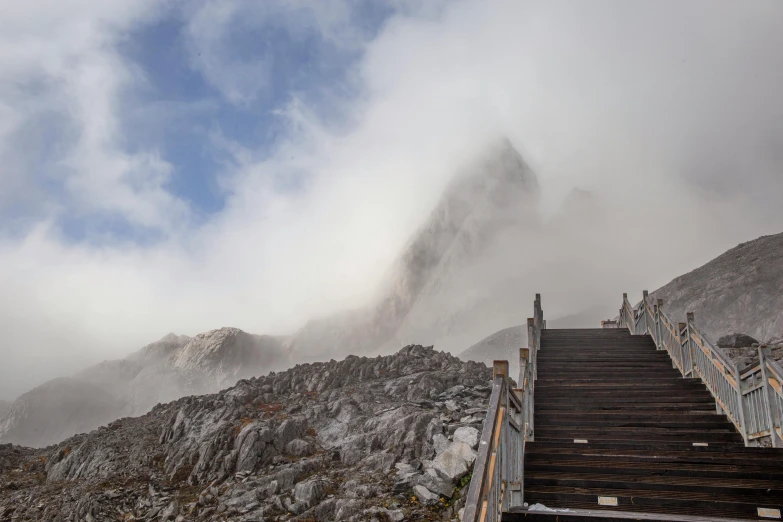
[1,0,783,399]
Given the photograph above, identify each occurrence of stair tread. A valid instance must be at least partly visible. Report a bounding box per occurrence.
[525,471,783,493]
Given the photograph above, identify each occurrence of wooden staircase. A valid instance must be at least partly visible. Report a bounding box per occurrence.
[504,328,783,521]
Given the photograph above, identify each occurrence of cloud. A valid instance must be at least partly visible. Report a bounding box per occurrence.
[0,0,188,234]
[1,0,783,398]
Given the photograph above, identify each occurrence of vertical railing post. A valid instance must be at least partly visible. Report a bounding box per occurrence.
[642,290,649,334]
[520,348,533,442]
[653,300,661,349]
[685,312,698,381]
[493,361,508,519]
[733,362,750,446]
[678,310,689,376]
[518,348,529,439]
[759,346,783,448]
[527,317,537,380]
[676,323,687,372]
[621,293,628,331]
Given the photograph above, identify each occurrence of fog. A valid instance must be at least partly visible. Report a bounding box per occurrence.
[1,0,783,400]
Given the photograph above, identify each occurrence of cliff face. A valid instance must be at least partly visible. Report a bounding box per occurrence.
[0,346,491,522]
[289,138,540,360]
[0,328,289,448]
[652,232,783,344]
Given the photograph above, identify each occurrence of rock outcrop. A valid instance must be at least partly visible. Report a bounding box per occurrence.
[0,328,289,448]
[717,333,760,349]
[0,345,490,521]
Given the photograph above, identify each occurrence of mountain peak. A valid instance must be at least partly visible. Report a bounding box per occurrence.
[289,139,539,360]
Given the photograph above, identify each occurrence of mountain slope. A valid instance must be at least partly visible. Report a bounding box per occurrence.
[0,328,289,447]
[0,346,491,522]
[0,378,125,447]
[289,138,540,360]
[652,232,783,343]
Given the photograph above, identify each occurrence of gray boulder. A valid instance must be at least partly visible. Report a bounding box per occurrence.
[413,484,441,504]
[717,333,760,348]
[453,426,480,449]
[430,441,477,481]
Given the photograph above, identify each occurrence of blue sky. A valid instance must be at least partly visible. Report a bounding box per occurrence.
[49,1,396,241]
[1,0,783,398]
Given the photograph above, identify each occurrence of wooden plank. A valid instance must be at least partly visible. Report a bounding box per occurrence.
[479,500,488,522]
[462,376,504,522]
[768,376,783,396]
[506,506,761,521]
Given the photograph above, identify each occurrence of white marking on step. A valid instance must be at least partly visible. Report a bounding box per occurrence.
[574,439,588,444]
[598,496,618,506]
[758,508,781,519]
[692,442,708,446]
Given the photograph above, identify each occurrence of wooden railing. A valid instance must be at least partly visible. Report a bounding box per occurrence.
[462,295,542,522]
[619,292,783,448]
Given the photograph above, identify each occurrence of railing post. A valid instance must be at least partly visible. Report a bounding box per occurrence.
[641,290,649,334]
[680,312,695,377]
[493,361,508,518]
[621,293,629,332]
[527,318,537,381]
[520,348,533,441]
[685,312,698,381]
[759,346,783,448]
[653,301,661,349]
[733,362,750,446]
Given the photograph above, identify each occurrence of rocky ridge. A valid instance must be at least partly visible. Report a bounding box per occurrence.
[0,345,491,521]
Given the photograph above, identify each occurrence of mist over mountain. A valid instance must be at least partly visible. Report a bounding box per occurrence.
[0,328,289,447]
[2,139,542,448]
[6,135,780,450]
[288,138,540,361]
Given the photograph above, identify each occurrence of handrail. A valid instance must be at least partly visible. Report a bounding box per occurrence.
[463,295,542,522]
[618,292,783,448]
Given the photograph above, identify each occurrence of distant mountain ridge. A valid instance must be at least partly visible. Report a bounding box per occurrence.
[0,327,288,447]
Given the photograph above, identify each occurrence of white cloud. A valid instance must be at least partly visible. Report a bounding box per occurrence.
[0,0,186,232]
[1,0,783,398]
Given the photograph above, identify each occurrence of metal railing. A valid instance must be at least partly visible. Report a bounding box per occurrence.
[619,292,783,448]
[463,295,542,522]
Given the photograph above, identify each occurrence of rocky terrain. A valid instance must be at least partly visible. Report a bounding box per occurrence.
[720,337,783,370]
[0,329,289,448]
[651,232,783,344]
[0,345,491,521]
